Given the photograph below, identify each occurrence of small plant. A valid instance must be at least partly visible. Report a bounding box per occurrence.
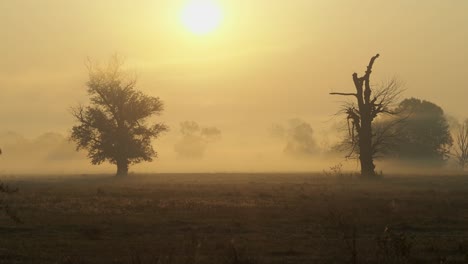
[0,182,21,223]
[79,226,103,240]
[324,204,360,264]
[376,226,413,263]
[323,163,344,178]
[96,187,106,196]
[57,255,86,264]
[225,239,259,264]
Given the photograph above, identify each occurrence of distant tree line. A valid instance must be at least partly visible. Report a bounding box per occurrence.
[271,119,319,158]
[65,55,468,177]
[2,54,466,178]
[174,121,221,159]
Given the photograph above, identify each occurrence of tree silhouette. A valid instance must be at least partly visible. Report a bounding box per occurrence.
[331,54,402,177]
[393,98,452,165]
[453,120,468,170]
[70,58,168,176]
[271,119,318,158]
[174,121,221,159]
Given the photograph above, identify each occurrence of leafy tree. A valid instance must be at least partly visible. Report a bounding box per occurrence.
[393,98,452,164]
[174,121,221,159]
[330,54,403,177]
[70,58,168,176]
[271,119,318,158]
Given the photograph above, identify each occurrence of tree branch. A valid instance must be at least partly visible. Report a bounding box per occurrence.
[330,92,357,97]
[364,54,380,79]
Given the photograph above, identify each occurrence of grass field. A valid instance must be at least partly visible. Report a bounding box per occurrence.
[0,173,468,263]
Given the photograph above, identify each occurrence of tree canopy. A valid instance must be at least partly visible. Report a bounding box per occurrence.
[174,121,221,159]
[70,58,168,176]
[393,98,452,164]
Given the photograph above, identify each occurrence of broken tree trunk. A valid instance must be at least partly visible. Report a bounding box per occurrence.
[331,54,380,177]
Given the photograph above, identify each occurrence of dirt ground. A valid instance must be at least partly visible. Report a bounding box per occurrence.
[0,173,468,263]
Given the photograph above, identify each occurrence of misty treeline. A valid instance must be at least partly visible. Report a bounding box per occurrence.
[174,121,221,159]
[1,54,467,177]
[271,119,319,158]
[0,132,80,162]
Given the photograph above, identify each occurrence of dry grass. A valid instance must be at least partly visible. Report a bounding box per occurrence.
[0,173,468,263]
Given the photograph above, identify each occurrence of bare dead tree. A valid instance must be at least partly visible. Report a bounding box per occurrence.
[453,121,468,170]
[330,54,403,177]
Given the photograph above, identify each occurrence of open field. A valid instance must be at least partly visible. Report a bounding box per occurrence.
[0,173,468,263]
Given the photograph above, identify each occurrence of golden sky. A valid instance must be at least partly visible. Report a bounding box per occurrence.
[1,0,468,172]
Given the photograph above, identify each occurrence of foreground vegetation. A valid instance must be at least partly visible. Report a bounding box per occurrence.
[0,173,468,263]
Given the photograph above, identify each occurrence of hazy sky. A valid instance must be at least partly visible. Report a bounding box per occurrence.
[1,0,468,172]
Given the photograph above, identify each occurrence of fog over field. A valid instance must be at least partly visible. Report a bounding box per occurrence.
[0,124,341,174]
[3,1,468,264]
[1,0,468,174]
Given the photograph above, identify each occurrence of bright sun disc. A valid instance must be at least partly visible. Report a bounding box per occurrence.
[181,0,222,35]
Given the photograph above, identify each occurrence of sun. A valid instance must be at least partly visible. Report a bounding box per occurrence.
[181,0,223,35]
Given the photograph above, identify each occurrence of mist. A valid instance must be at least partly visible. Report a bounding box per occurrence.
[3,2,468,263]
[1,0,468,175]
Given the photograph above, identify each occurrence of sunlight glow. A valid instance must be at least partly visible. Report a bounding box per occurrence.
[181,0,223,35]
